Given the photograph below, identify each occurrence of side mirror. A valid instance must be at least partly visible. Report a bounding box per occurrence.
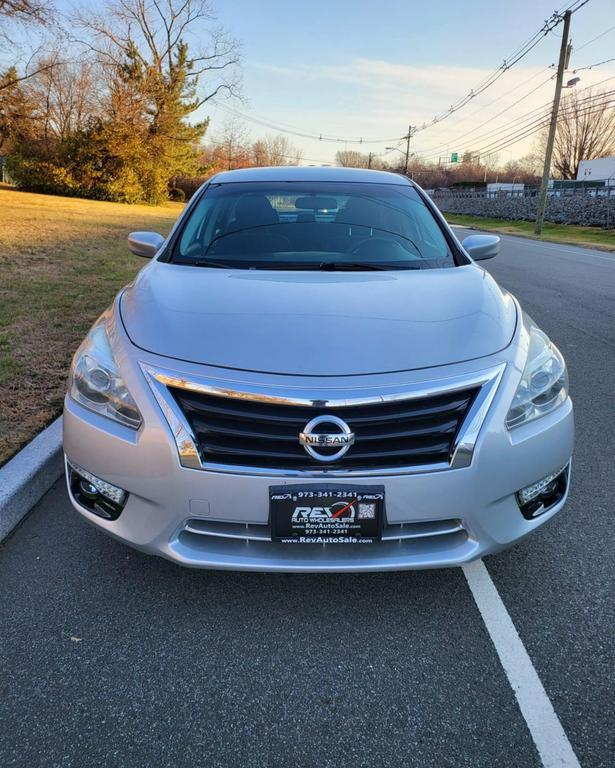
[128,231,165,258]
[462,234,500,261]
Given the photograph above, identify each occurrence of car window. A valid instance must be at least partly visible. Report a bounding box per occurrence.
[174,181,456,270]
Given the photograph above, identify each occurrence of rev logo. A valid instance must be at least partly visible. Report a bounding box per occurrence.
[292,498,357,521]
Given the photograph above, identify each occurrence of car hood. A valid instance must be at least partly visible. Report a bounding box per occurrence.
[120,262,517,376]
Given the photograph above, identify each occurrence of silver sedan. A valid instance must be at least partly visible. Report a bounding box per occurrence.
[63,166,573,571]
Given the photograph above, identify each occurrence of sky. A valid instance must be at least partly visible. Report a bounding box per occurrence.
[11,0,615,165]
[202,0,615,164]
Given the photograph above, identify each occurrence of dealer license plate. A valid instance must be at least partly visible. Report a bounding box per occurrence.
[270,485,384,544]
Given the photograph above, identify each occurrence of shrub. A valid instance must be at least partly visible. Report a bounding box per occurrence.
[171,175,209,200]
[5,155,78,196]
[168,186,186,202]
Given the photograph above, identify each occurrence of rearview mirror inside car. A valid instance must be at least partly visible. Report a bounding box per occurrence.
[461,234,500,261]
[295,196,338,211]
[128,231,165,258]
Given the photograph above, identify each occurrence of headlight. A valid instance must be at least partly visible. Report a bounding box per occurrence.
[506,325,568,429]
[69,315,142,429]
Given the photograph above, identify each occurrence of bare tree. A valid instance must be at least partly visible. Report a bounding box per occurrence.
[74,0,241,109]
[0,0,61,85]
[252,134,302,166]
[0,0,51,25]
[0,56,59,91]
[500,159,540,185]
[533,88,615,179]
[206,119,251,171]
[335,149,370,168]
[24,54,100,144]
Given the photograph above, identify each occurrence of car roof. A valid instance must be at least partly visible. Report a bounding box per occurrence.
[208,166,414,186]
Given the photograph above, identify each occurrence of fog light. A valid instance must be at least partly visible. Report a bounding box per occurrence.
[68,460,126,505]
[516,464,569,519]
[67,459,128,520]
[79,480,99,500]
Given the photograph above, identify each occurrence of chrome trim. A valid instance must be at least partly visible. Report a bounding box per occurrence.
[195,459,453,478]
[449,364,505,468]
[181,517,465,543]
[381,520,464,541]
[140,362,506,477]
[142,364,504,408]
[183,519,271,541]
[141,366,202,469]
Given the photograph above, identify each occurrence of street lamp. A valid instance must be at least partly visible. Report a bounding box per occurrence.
[564,76,580,88]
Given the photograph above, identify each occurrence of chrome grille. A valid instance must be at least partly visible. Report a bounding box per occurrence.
[169,386,479,471]
[173,517,474,567]
[182,517,465,544]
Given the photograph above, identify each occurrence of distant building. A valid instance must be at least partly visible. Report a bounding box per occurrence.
[486,182,524,196]
[576,156,615,182]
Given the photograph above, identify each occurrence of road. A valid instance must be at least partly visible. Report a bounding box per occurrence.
[1,231,613,768]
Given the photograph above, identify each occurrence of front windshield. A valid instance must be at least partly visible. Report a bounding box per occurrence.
[174,181,456,270]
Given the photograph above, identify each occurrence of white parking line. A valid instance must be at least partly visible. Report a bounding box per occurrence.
[462,560,581,768]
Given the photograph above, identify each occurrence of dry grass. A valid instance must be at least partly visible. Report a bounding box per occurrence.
[0,186,182,466]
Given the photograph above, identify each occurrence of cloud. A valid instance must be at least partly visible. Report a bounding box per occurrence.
[234,57,615,162]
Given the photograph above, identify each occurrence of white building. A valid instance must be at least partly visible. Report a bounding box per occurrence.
[576,156,615,182]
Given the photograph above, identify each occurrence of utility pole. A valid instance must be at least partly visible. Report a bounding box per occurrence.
[534,9,572,235]
[368,152,373,169]
[404,125,413,176]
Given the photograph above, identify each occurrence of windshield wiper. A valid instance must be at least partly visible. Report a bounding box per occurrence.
[193,258,236,268]
[246,262,412,271]
[319,262,412,271]
[189,260,421,271]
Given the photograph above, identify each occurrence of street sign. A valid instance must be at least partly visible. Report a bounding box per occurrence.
[451,152,458,163]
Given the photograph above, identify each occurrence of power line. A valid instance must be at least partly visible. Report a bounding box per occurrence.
[474,98,615,158]
[415,84,615,164]
[414,72,555,157]
[460,87,615,156]
[419,96,557,161]
[412,1,590,136]
[451,89,615,159]
[574,56,615,72]
[419,66,552,138]
[417,72,615,162]
[207,0,593,149]
[574,23,615,52]
[211,101,404,145]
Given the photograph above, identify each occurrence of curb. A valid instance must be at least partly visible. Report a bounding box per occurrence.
[0,416,63,542]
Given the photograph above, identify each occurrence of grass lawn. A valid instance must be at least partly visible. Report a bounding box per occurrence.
[445,213,615,251]
[0,186,183,466]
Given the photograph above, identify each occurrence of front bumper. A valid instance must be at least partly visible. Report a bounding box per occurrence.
[63,360,574,571]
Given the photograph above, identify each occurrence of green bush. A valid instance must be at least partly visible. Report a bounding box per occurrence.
[5,155,78,196]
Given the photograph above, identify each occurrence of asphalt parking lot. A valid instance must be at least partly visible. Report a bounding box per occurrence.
[1,231,613,768]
